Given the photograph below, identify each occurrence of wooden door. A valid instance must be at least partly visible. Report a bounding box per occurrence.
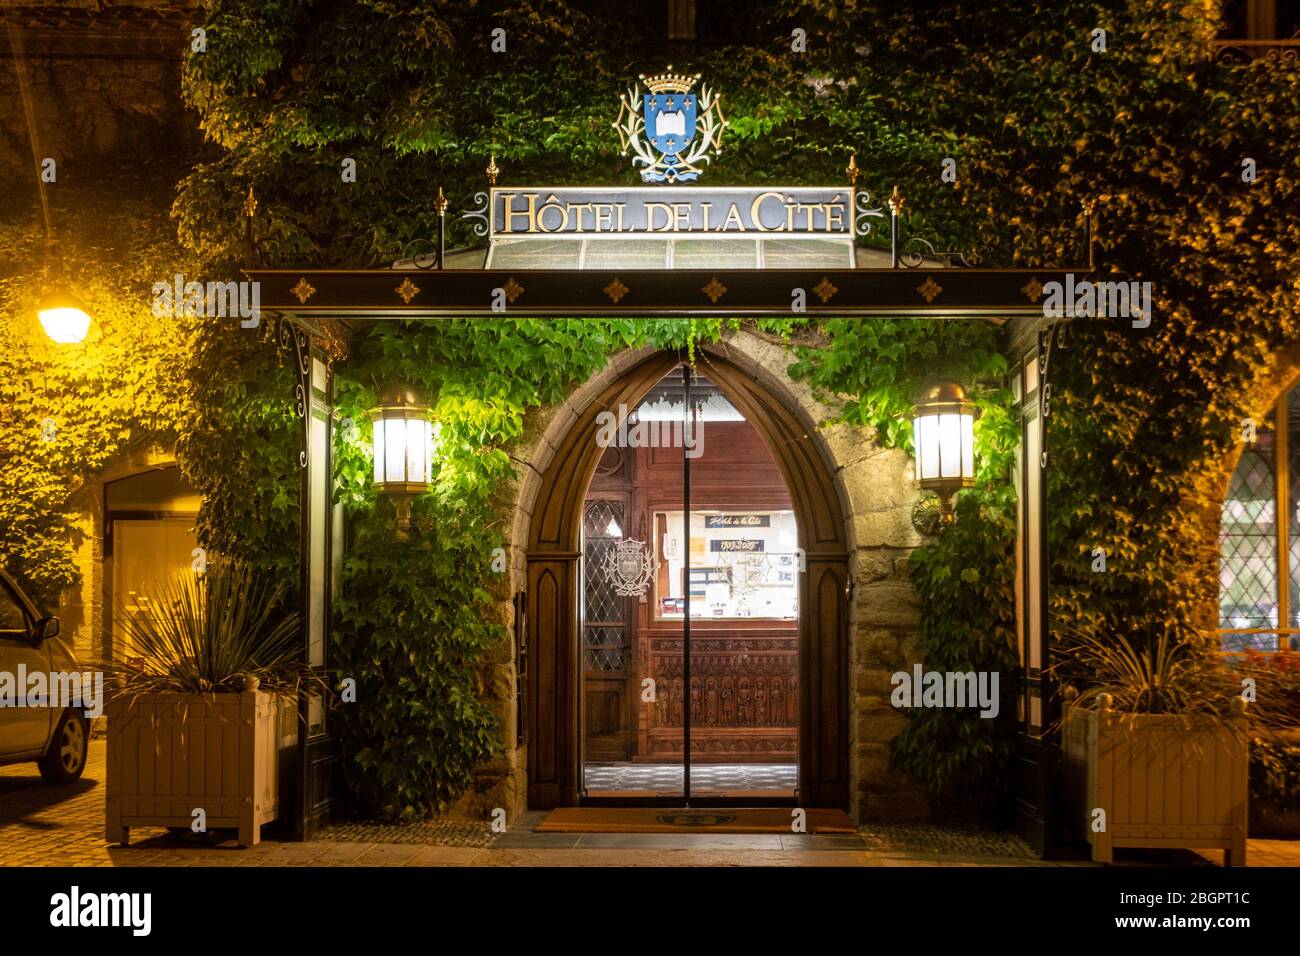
[582,439,638,766]
[581,496,635,761]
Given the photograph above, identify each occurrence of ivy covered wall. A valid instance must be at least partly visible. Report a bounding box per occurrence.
[2,0,1296,822]
[0,167,198,611]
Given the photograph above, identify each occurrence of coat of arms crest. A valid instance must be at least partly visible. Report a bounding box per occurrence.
[603,538,656,597]
[613,69,726,183]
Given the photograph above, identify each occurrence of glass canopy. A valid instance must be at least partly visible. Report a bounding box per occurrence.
[485,235,855,269]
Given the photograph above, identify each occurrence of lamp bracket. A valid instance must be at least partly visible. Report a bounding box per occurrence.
[910,495,942,537]
[278,315,311,470]
[1037,320,1069,470]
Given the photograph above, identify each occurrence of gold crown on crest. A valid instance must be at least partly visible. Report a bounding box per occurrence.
[640,67,700,95]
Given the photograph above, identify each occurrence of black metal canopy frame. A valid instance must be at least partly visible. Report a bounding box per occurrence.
[249,266,1087,319]
[244,183,1098,320]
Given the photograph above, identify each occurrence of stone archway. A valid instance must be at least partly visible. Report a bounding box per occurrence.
[61,444,193,661]
[519,340,855,810]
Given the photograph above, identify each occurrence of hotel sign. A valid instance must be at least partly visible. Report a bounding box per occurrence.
[705,515,771,528]
[489,187,851,239]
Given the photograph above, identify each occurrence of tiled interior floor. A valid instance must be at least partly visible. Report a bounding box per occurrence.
[584,762,797,792]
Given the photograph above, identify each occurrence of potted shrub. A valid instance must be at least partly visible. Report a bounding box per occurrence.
[102,557,308,847]
[1056,630,1248,866]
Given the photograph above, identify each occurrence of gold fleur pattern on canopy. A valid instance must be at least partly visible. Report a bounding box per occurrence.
[1021,276,1044,302]
[702,277,727,303]
[290,277,316,304]
[604,278,629,304]
[917,276,942,303]
[394,277,420,304]
[812,277,838,304]
[503,277,525,303]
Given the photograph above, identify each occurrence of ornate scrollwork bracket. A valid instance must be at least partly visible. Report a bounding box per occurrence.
[460,191,491,238]
[1037,321,1069,470]
[899,236,985,269]
[366,238,443,270]
[278,316,311,470]
[854,189,887,239]
[365,186,449,269]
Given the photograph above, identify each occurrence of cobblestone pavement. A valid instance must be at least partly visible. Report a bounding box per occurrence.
[3,741,1297,867]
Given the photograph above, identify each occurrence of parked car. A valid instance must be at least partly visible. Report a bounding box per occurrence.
[0,568,89,783]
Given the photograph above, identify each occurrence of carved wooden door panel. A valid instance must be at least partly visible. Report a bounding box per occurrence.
[646,630,798,762]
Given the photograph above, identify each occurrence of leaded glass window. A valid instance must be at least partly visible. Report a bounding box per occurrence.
[1218,390,1300,651]
[583,500,629,672]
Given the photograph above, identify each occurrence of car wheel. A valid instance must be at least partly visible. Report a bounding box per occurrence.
[38,711,89,784]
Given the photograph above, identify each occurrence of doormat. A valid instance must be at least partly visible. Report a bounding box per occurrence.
[535,807,856,834]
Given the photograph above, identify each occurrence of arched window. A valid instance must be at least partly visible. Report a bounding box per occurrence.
[1219,385,1300,650]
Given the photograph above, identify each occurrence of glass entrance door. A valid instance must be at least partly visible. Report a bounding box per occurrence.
[580,361,798,803]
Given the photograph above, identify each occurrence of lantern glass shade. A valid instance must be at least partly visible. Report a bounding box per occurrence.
[37,289,92,344]
[911,379,979,495]
[913,410,974,483]
[369,384,433,493]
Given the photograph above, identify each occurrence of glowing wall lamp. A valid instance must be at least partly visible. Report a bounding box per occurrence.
[37,287,92,344]
[369,382,434,533]
[912,379,978,525]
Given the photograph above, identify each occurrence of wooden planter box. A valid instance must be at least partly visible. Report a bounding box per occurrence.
[1064,708,1249,866]
[106,688,295,847]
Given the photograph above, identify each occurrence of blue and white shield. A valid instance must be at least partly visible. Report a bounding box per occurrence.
[644,92,697,160]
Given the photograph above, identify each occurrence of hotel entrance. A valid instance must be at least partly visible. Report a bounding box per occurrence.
[515,346,852,812]
[247,113,1080,822]
[580,364,799,803]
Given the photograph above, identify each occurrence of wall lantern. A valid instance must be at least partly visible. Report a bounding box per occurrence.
[912,379,979,525]
[369,382,434,532]
[37,287,92,344]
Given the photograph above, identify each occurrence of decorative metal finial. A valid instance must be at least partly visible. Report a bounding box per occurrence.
[436,186,447,217]
[242,185,259,268]
[888,185,905,216]
[846,153,859,189]
[1081,197,1098,271]
[486,154,499,186]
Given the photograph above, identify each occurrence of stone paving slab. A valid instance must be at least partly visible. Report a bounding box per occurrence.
[4,741,1298,868]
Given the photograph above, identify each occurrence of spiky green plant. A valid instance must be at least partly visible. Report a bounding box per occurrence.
[104,556,308,697]
[1052,628,1240,723]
